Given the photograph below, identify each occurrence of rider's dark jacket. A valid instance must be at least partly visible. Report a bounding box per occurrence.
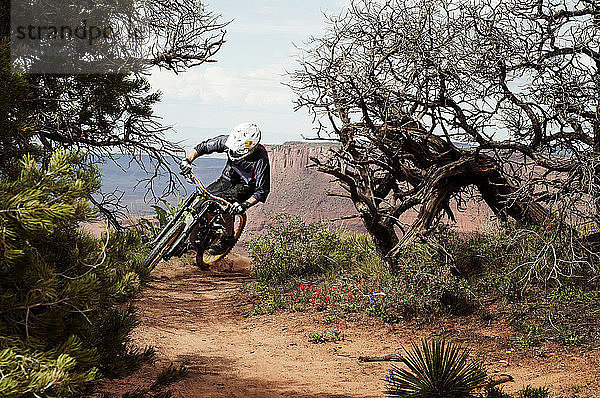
[194,135,271,203]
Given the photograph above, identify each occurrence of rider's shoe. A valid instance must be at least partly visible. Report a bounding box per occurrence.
[207,235,236,255]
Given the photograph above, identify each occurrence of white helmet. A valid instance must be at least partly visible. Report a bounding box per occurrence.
[225,122,261,160]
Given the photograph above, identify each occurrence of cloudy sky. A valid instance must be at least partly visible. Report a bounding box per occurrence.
[149,0,348,148]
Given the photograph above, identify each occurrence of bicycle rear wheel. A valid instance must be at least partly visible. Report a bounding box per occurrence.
[195,213,246,269]
[145,220,185,270]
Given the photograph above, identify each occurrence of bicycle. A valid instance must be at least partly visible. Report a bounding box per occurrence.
[144,169,246,270]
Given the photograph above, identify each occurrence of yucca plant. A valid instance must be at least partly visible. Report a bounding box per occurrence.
[385,339,487,398]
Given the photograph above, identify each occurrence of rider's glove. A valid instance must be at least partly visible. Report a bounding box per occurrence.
[179,159,192,174]
[229,201,249,215]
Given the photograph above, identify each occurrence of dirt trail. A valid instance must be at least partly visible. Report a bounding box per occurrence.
[95,253,600,398]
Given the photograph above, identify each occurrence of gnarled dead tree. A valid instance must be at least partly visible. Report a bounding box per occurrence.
[290,0,600,260]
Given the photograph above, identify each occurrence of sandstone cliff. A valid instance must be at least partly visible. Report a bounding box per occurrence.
[245,142,365,232]
[245,141,493,235]
[87,142,493,239]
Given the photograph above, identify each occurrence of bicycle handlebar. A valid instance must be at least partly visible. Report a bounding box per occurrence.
[180,169,232,213]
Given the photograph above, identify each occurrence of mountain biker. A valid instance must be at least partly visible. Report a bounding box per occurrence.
[179,122,270,256]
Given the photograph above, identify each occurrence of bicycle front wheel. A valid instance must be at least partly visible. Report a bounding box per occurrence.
[196,213,246,269]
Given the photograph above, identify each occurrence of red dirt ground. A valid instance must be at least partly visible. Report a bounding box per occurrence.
[90,252,600,398]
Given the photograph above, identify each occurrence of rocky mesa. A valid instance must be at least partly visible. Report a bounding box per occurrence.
[246,142,365,233]
[245,141,493,234]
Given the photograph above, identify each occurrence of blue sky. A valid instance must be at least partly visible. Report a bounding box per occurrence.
[149,0,348,148]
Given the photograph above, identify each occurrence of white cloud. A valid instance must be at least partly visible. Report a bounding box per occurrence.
[149,62,292,109]
[233,22,324,35]
[145,0,344,143]
[254,6,278,15]
[332,0,352,10]
[244,90,292,108]
[243,63,287,84]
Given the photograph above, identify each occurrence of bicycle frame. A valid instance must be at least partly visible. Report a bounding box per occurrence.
[150,173,230,247]
[156,171,233,261]
[145,169,248,270]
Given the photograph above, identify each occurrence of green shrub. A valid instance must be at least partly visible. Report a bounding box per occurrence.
[488,387,513,398]
[382,239,478,318]
[385,339,486,398]
[247,214,600,345]
[432,220,600,296]
[517,385,550,398]
[487,222,596,293]
[307,330,343,344]
[152,198,186,229]
[247,217,478,320]
[486,384,550,398]
[249,214,364,283]
[0,151,153,396]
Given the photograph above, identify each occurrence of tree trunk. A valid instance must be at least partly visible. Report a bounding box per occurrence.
[388,154,549,259]
[477,168,548,225]
[355,201,399,261]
